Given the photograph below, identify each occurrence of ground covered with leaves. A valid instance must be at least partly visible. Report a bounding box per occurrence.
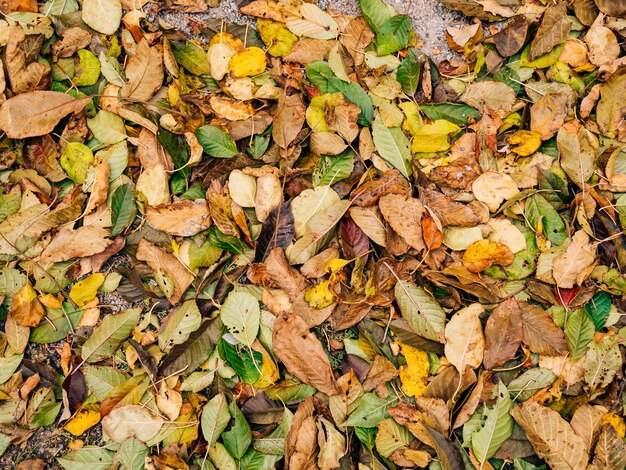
[0,0,625,468]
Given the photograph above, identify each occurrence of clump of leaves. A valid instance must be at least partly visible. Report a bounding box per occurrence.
[0,0,624,468]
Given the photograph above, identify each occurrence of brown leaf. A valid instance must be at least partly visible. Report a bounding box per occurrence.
[520,301,568,355]
[136,239,194,304]
[552,230,597,288]
[121,39,164,102]
[284,39,334,64]
[0,91,91,139]
[273,312,338,396]
[51,27,91,60]
[41,226,111,263]
[5,314,30,353]
[570,404,606,455]
[340,17,374,67]
[85,158,110,215]
[461,81,518,118]
[483,298,523,370]
[23,135,66,182]
[310,131,348,155]
[590,425,626,469]
[492,15,528,57]
[352,169,411,207]
[379,194,425,252]
[444,304,485,374]
[597,67,626,136]
[146,200,212,237]
[285,398,319,470]
[530,93,569,140]
[5,25,50,94]
[273,91,306,149]
[420,188,489,227]
[510,401,588,470]
[529,3,571,61]
[362,355,398,392]
[136,128,174,170]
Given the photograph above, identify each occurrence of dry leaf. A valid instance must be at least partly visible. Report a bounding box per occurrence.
[273,312,338,396]
[146,200,212,237]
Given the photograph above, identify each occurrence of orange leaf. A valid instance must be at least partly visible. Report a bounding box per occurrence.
[462,239,515,273]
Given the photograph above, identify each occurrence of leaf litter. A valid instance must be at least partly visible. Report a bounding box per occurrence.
[0,0,624,468]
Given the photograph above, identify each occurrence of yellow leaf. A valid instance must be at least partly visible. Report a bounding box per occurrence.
[209,32,244,51]
[257,19,297,57]
[325,258,349,273]
[304,280,335,308]
[399,343,429,398]
[462,239,515,273]
[405,116,461,154]
[39,293,63,309]
[10,283,45,327]
[509,130,542,156]
[65,409,101,436]
[229,47,267,77]
[69,273,105,306]
[252,344,280,389]
[602,412,625,438]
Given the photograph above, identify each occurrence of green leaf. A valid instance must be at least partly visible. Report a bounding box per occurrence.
[372,116,412,179]
[99,52,126,86]
[43,0,78,15]
[358,0,394,33]
[83,365,129,401]
[158,129,191,176]
[81,308,141,363]
[158,300,202,351]
[218,337,262,384]
[396,48,421,95]
[110,183,136,236]
[87,110,127,144]
[329,77,374,126]
[31,304,83,343]
[583,337,621,390]
[343,393,398,428]
[585,291,612,330]
[0,267,26,302]
[0,354,23,385]
[471,382,514,465]
[222,400,252,459]
[394,280,446,342]
[420,103,482,126]
[170,41,211,75]
[220,290,260,348]
[376,15,410,55]
[565,309,595,361]
[305,61,335,91]
[375,418,411,457]
[208,442,236,470]
[508,369,556,401]
[0,433,10,458]
[305,62,374,125]
[29,400,62,428]
[312,150,354,186]
[355,427,377,451]
[74,49,101,87]
[195,125,238,158]
[264,381,316,403]
[57,447,115,470]
[201,393,231,446]
[114,438,148,470]
[60,142,94,184]
[96,141,128,180]
[524,194,568,246]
